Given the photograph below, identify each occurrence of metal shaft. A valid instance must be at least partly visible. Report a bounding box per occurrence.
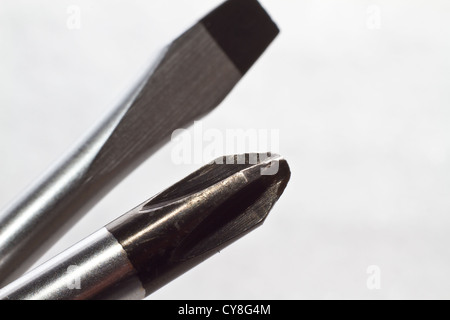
[0,0,279,285]
[0,153,290,300]
[0,228,145,300]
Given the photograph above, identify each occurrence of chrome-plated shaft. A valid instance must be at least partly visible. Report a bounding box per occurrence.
[0,228,144,300]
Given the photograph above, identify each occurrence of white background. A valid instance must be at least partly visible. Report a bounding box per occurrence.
[1,0,450,299]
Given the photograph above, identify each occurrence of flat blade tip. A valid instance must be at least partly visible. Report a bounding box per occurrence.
[201,0,279,74]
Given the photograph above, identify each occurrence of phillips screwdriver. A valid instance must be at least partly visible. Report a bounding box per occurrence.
[0,153,290,300]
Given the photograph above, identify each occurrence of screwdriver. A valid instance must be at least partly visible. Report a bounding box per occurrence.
[0,0,279,285]
[0,153,290,300]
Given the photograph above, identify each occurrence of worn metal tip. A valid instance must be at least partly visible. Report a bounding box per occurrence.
[144,152,289,210]
[107,153,290,294]
[165,152,290,259]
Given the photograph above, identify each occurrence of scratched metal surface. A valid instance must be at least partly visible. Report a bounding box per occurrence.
[1,0,450,299]
[107,153,289,296]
